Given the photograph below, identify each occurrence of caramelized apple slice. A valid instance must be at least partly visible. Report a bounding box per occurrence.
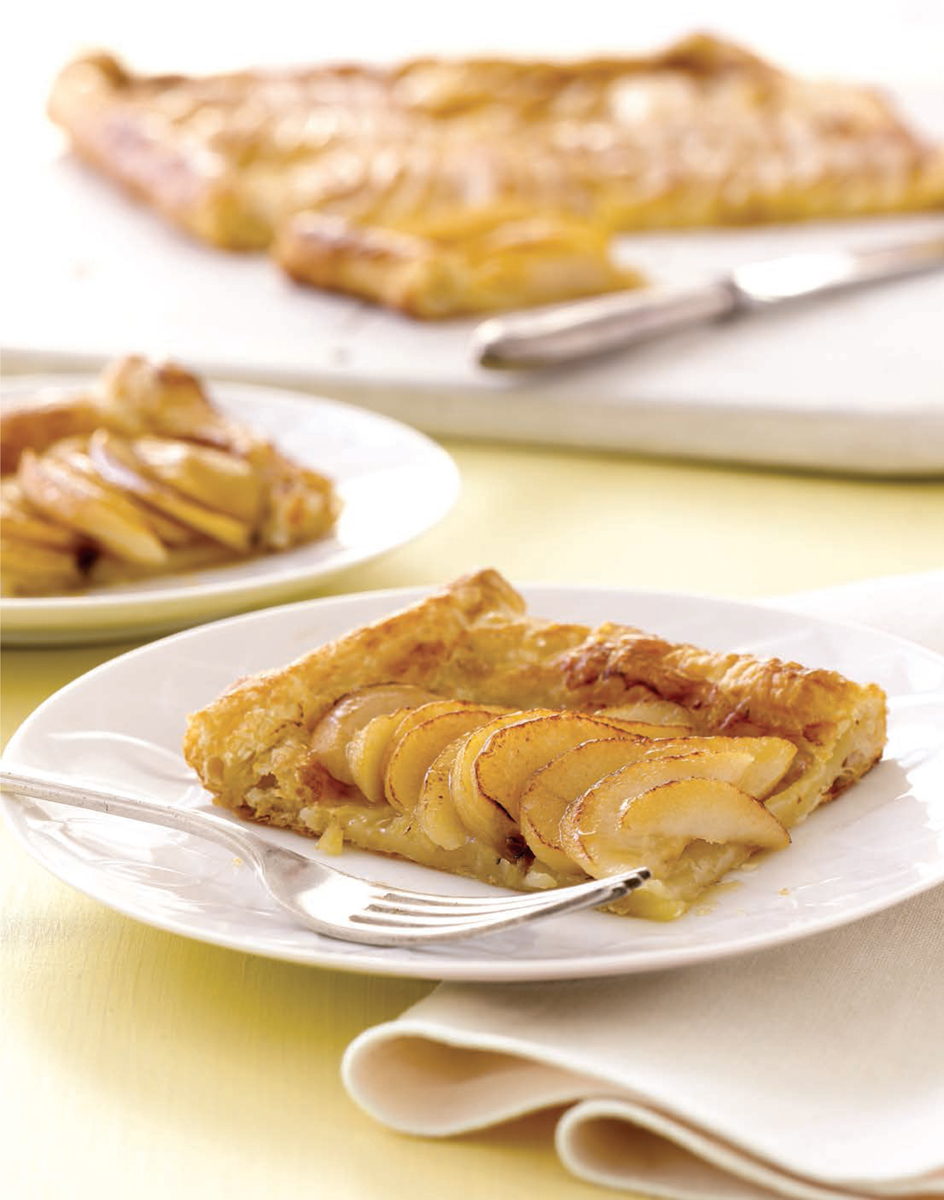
[310,684,440,784]
[596,699,696,730]
[346,710,411,802]
[473,711,643,823]
[131,436,263,523]
[0,534,85,593]
[87,430,252,552]
[18,449,167,565]
[602,779,790,877]
[0,481,84,550]
[560,751,754,875]
[635,735,797,799]
[560,752,789,877]
[346,699,496,802]
[449,710,560,858]
[47,442,199,547]
[519,737,655,872]
[383,700,506,762]
[415,740,469,850]
[521,734,796,871]
[385,705,508,812]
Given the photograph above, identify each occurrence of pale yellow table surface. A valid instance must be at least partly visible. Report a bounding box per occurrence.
[4,439,944,1200]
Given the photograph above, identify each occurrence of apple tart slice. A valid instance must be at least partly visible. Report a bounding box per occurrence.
[276,212,641,318]
[0,356,339,595]
[183,569,887,919]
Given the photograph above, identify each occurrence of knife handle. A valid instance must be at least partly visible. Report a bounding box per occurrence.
[472,280,737,369]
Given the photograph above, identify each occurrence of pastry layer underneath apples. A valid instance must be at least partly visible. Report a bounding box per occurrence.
[183,570,887,919]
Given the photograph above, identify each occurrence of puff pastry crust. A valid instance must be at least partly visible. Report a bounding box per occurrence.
[275,213,641,317]
[49,35,944,318]
[1,356,339,595]
[183,569,887,918]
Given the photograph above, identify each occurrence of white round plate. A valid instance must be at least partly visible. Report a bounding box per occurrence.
[1,376,459,645]
[3,585,943,981]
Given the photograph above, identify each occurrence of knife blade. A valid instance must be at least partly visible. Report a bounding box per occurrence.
[471,234,944,370]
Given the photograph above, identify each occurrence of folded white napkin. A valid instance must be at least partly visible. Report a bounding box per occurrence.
[342,570,944,1200]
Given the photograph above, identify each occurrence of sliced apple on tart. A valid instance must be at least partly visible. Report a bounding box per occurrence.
[384,703,509,813]
[129,435,264,523]
[414,739,474,851]
[448,712,561,858]
[18,447,168,566]
[310,684,441,785]
[519,738,659,874]
[558,751,791,879]
[472,711,660,827]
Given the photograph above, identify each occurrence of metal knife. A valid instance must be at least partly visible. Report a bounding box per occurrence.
[471,234,944,370]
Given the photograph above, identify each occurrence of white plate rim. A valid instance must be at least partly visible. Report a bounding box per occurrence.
[2,582,943,982]
[1,375,460,642]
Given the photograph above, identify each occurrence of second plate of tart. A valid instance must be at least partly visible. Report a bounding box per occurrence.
[1,360,460,643]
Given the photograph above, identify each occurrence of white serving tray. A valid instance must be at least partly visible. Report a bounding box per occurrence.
[4,92,944,475]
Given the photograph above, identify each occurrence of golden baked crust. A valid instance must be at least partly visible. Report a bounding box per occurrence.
[275,213,641,317]
[49,35,944,318]
[183,569,887,918]
[0,356,339,595]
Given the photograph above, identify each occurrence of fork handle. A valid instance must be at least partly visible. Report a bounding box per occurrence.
[0,767,260,863]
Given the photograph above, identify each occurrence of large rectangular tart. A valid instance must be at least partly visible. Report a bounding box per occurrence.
[48,35,944,317]
[183,569,887,919]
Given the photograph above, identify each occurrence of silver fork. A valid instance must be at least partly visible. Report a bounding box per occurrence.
[0,768,649,947]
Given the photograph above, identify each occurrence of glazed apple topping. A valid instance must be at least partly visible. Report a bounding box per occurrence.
[308,686,796,873]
